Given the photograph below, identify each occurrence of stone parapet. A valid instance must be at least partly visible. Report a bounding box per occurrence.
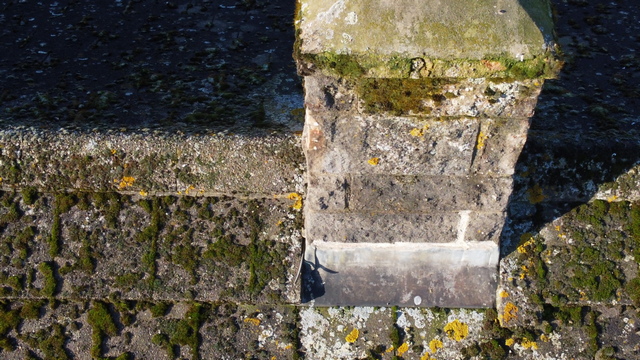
[0,130,303,196]
[296,0,560,307]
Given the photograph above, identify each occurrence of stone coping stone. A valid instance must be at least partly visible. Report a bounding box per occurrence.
[302,242,499,307]
[296,0,561,78]
[0,129,304,196]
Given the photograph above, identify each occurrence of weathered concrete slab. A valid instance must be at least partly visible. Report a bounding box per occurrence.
[302,242,499,307]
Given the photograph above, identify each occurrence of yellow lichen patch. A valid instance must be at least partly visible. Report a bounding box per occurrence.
[287,193,303,210]
[505,338,515,347]
[476,131,489,150]
[368,157,380,166]
[428,339,443,353]
[540,334,549,342]
[397,342,409,356]
[115,176,135,190]
[499,290,509,298]
[386,346,394,353]
[244,318,261,326]
[345,328,359,343]
[521,339,538,350]
[503,302,518,323]
[110,149,117,155]
[527,184,545,204]
[444,320,468,341]
[139,190,148,197]
[420,355,436,360]
[607,194,619,202]
[517,233,534,254]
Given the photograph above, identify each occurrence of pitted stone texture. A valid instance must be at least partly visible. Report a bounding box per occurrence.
[0,130,303,195]
[464,212,507,243]
[304,112,477,176]
[305,112,531,177]
[306,174,513,213]
[471,117,532,176]
[305,212,459,243]
[303,242,499,307]
[297,0,554,60]
[305,210,504,244]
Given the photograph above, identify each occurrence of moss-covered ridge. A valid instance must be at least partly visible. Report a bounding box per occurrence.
[298,51,562,80]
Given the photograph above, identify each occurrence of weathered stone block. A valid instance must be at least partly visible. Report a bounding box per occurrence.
[306,174,513,213]
[305,212,459,243]
[304,112,478,176]
[303,242,499,307]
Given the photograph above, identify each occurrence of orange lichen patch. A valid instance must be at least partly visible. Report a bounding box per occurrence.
[499,290,509,298]
[521,339,538,350]
[527,184,545,204]
[476,131,489,150]
[503,302,518,323]
[481,60,506,71]
[505,338,515,347]
[115,176,135,190]
[287,192,303,210]
[444,320,468,341]
[244,317,261,326]
[368,157,380,166]
[345,328,359,343]
[397,342,409,356]
[428,339,443,353]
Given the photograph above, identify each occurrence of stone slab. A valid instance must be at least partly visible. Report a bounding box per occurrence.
[297,0,555,61]
[302,242,499,307]
[305,211,505,244]
[306,174,513,213]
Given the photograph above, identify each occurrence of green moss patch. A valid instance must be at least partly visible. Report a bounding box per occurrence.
[358,78,457,115]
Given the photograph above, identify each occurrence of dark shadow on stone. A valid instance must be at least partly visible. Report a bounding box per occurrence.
[301,246,338,303]
[0,0,302,136]
[501,0,640,257]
